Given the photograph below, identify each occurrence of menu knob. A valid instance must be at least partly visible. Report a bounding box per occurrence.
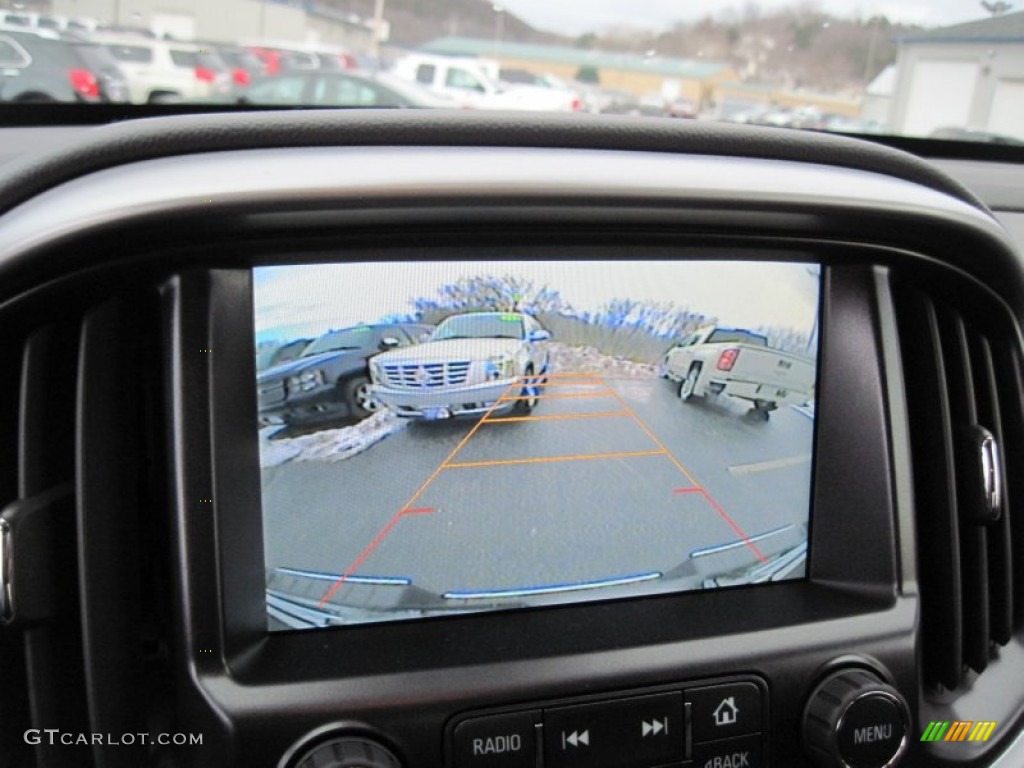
[292,737,402,768]
[803,668,910,768]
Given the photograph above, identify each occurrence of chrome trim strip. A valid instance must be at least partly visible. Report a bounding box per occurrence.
[980,432,1003,517]
[0,146,1014,271]
[0,515,11,623]
[992,719,1024,767]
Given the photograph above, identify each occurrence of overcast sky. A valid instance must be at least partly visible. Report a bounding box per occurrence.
[254,260,819,344]
[495,0,989,35]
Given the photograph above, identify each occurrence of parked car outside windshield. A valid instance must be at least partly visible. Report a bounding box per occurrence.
[1,1,1022,147]
[0,26,108,103]
[232,70,452,108]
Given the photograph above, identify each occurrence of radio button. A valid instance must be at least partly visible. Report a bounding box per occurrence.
[453,711,539,768]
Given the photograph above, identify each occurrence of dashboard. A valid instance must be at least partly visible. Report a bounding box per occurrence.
[0,110,1022,768]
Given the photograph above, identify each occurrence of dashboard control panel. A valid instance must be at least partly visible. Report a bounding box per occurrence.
[281,667,914,768]
[446,677,767,768]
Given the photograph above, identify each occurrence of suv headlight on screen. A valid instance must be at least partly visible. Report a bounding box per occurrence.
[287,370,324,392]
[370,361,384,383]
[484,354,515,380]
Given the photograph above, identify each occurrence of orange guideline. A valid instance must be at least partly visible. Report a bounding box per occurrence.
[317,373,766,607]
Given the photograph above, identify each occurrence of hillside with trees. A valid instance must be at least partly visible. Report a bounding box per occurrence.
[321,0,559,47]
[579,6,923,93]
[326,0,926,92]
[402,274,812,362]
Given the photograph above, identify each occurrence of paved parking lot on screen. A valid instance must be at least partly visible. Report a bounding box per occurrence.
[260,372,814,609]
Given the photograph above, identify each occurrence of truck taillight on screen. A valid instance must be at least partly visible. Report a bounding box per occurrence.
[716,348,739,371]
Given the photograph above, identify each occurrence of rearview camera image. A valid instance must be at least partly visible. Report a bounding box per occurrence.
[255,260,820,630]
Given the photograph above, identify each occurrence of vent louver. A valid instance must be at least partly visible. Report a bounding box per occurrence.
[0,291,170,768]
[0,316,34,767]
[894,282,1023,693]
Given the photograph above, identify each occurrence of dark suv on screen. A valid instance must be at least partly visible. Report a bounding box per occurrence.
[258,323,434,425]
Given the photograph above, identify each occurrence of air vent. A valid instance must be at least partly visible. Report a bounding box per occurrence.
[13,320,91,768]
[894,281,1023,693]
[0,289,171,768]
[0,315,33,767]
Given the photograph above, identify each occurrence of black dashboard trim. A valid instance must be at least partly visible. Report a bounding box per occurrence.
[0,113,1021,766]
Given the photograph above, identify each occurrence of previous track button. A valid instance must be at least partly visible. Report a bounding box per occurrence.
[543,692,684,768]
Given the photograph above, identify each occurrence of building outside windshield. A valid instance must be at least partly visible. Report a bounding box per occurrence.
[1,0,1021,143]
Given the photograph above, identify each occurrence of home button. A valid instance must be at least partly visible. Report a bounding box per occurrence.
[687,683,763,742]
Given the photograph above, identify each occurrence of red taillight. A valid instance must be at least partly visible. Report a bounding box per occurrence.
[260,50,280,75]
[717,348,739,371]
[232,68,250,86]
[68,68,99,99]
[194,66,216,83]
[339,53,357,70]
[570,97,583,112]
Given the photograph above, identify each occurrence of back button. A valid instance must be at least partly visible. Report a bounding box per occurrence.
[692,734,762,768]
[453,711,539,768]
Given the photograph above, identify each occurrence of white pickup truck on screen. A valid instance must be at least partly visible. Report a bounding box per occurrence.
[368,312,551,420]
[661,326,815,420]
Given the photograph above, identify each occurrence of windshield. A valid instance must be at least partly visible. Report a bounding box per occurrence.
[301,327,373,356]
[1,2,1021,145]
[432,313,525,340]
[707,329,769,346]
[257,338,311,370]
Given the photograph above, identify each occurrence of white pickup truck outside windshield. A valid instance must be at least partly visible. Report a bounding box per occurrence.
[254,259,820,631]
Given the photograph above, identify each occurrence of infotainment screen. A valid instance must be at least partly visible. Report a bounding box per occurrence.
[255,261,820,630]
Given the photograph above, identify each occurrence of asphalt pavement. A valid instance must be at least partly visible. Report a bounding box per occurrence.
[260,374,814,613]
